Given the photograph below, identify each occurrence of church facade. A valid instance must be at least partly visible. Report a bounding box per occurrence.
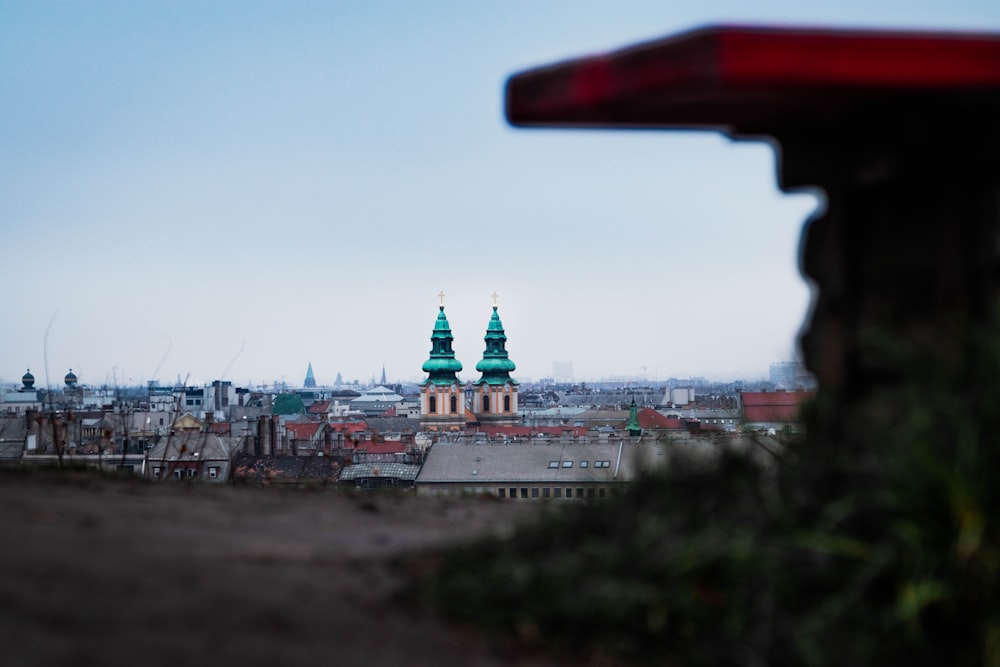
[418,298,520,431]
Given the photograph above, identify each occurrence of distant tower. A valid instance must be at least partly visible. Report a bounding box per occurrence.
[380,365,387,386]
[626,398,642,437]
[471,295,519,426]
[21,368,35,391]
[304,362,317,388]
[334,372,343,386]
[64,368,78,388]
[419,295,466,431]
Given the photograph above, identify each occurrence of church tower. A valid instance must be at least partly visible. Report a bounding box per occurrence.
[419,297,466,431]
[472,297,519,426]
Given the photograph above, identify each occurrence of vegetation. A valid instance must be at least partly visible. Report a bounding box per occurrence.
[272,393,305,415]
[406,388,999,665]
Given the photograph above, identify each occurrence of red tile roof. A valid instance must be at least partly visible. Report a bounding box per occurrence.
[637,408,683,430]
[741,391,815,423]
[357,440,407,455]
[308,400,332,414]
[328,422,368,434]
[285,422,324,440]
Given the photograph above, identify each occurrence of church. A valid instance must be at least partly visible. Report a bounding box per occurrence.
[418,296,519,431]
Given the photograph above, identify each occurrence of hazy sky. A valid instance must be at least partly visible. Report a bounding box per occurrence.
[3,1,998,388]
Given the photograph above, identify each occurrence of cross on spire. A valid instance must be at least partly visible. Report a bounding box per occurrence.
[491,291,499,307]
[437,291,445,306]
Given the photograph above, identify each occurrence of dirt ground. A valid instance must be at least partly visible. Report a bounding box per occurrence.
[0,469,558,666]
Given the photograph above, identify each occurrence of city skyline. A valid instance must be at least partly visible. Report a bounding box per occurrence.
[4,1,997,388]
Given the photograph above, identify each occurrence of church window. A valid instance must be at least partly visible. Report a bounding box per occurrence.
[429,396,437,413]
[450,395,457,413]
[504,395,511,412]
[483,395,490,411]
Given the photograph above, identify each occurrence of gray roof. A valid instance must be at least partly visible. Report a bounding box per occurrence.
[146,432,234,462]
[0,442,24,462]
[339,462,420,482]
[364,417,420,434]
[415,441,671,485]
[0,417,27,442]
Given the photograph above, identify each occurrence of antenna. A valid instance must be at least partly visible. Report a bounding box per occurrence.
[43,310,59,395]
[150,335,172,384]
[219,338,246,381]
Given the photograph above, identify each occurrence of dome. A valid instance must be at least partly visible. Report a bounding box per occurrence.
[64,369,78,387]
[475,356,516,373]
[21,369,35,390]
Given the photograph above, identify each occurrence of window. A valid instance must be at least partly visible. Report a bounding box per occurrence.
[580,461,588,468]
[548,461,559,468]
[186,399,194,406]
[208,466,218,479]
[174,469,183,479]
[587,487,596,499]
[542,487,550,498]
[562,461,572,468]
[577,487,584,499]
[510,487,516,499]
[554,487,562,498]
[504,395,511,412]
[565,487,573,498]
[531,488,539,499]
[483,395,490,411]
[450,396,457,413]
[159,418,164,426]
[498,487,506,498]
[520,488,528,499]
[187,468,197,478]
[153,466,161,478]
[599,487,606,498]
[429,396,436,413]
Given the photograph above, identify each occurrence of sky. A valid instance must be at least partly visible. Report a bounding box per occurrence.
[3,1,999,389]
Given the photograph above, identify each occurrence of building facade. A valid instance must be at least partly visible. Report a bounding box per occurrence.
[418,305,467,431]
[470,305,519,426]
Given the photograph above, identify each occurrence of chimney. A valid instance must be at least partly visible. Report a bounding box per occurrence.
[269,415,277,456]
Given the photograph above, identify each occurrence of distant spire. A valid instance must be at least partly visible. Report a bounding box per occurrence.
[626,398,642,436]
[304,362,317,388]
[380,365,387,385]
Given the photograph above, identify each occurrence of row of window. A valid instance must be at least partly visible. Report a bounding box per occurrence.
[427,395,515,414]
[498,486,611,500]
[547,459,612,469]
[151,466,219,479]
[481,395,513,412]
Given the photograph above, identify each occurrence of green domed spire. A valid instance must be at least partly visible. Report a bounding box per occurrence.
[421,306,463,386]
[626,398,642,436]
[22,368,35,390]
[475,306,518,386]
